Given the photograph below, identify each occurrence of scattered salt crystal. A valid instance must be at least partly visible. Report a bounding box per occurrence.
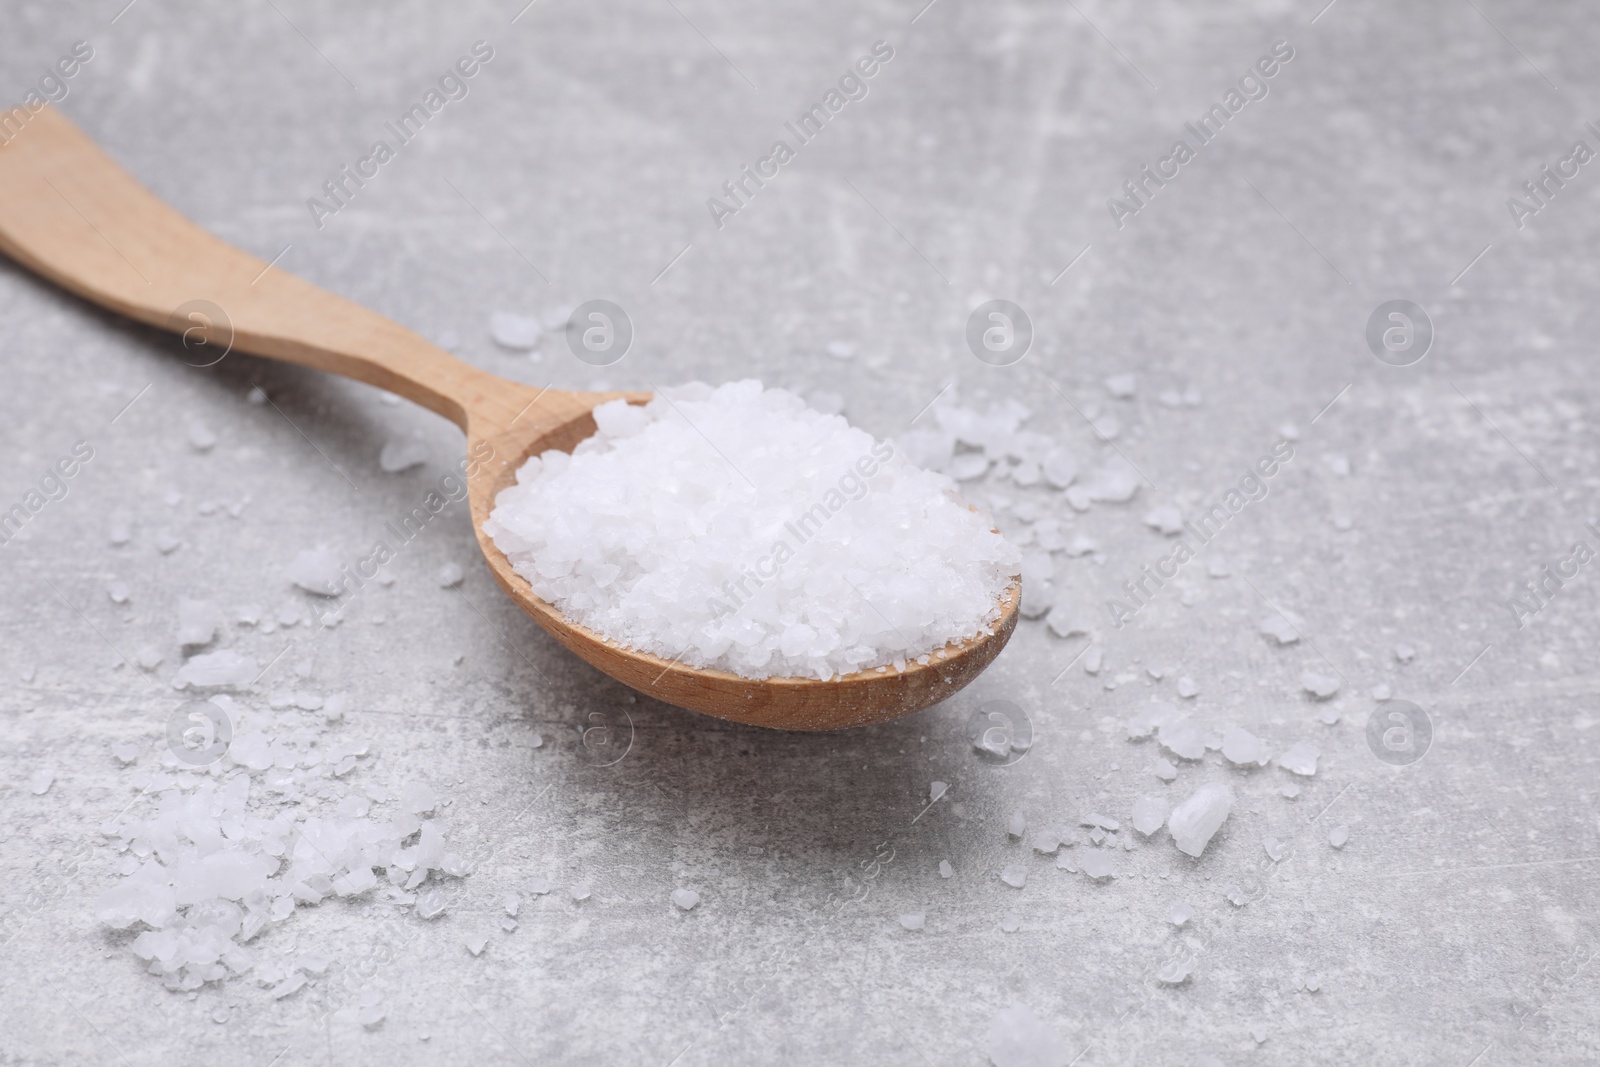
[1263,836,1287,861]
[436,562,465,588]
[1281,783,1301,799]
[1168,782,1234,857]
[110,521,132,546]
[1000,865,1028,889]
[504,893,521,917]
[1083,456,1140,501]
[1104,373,1137,399]
[270,974,307,999]
[939,860,952,879]
[1318,706,1341,725]
[1278,742,1321,777]
[1044,604,1091,639]
[1206,556,1231,578]
[671,888,700,911]
[286,548,343,597]
[246,386,267,405]
[1088,828,1105,845]
[173,649,258,689]
[1080,813,1119,831]
[1394,643,1416,663]
[929,781,948,803]
[987,1003,1066,1067]
[1176,676,1199,698]
[489,311,541,349]
[1030,830,1060,854]
[570,882,592,901]
[1079,852,1115,880]
[465,934,489,956]
[1157,716,1206,761]
[379,435,430,473]
[1324,453,1350,476]
[1258,612,1302,645]
[528,877,551,895]
[178,598,223,647]
[187,421,217,452]
[1221,727,1271,767]
[155,531,182,553]
[111,741,141,765]
[1055,852,1077,873]
[484,383,1019,680]
[107,580,130,604]
[898,911,925,930]
[501,917,518,932]
[1300,671,1342,699]
[1090,414,1121,440]
[402,782,438,814]
[1143,505,1184,535]
[1371,682,1392,701]
[1329,825,1349,849]
[1224,884,1249,906]
[825,340,857,360]
[1168,903,1193,926]
[28,769,54,795]
[359,1004,386,1030]
[416,890,447,918]
[948,452,991,480]
[1006,811,1026,838]
[1041,448,1078,489]
[1153,758,1178,781]
[1000,913,1022,933]
[1131,796,1169,836]
[1064,534,1098,557]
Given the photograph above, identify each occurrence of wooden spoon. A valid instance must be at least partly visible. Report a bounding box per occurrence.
[0,107,1018,730]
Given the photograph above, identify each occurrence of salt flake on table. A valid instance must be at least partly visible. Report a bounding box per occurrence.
[28,769,54,795]
[1000,865,1028,889]
[1258,611,1303,645]
[671,889,700,911]
[1131,795,1169,836]
[1221,727,1271,767]
[286,547,343,596]
[1278,742,1321,776]
[436,562,465,588]
[1168,902,1193,926]
[938,860,952,879]
[1300,671,1342,699]
[489,311,541,350]
[898,911,924,930]
[1168,782,1233,857]
[1329,825,1349,849]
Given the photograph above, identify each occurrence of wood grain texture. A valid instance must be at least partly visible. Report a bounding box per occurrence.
[0,106,1018,730]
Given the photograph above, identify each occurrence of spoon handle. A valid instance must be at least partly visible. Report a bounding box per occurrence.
[0,106,528,431]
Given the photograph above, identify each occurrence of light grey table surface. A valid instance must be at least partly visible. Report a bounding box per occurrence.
[3,1,1598,1064]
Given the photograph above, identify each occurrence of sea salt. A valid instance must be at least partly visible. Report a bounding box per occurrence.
[28,769,54,795]
[1167,903,1193,926]
[1258,612,1302,645]
[489,311,541,350]
[1300,671,1342,699]
[1278,742,1321,776]
[1000,865,1028,889]
[671,888,700,911]
[1079,851,1115,881]
[938,860,953,879]
[1168,783,1234,858]
[898,911,925,930]
[1221,727,1271,768]
[286,548,343,597]
[1329,825,1349,849]
[1131,795,1169,836]
[483,382,1019,681]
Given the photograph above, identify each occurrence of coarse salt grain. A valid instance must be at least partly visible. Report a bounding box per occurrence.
[483,382,1019,680]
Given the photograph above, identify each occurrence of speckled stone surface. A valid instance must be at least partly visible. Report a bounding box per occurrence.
[2,1,1599,1064]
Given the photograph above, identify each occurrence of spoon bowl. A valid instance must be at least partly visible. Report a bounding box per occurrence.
[0,107,1019,730]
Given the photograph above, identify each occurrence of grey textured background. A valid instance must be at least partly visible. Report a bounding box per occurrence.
[3,0,1599,1064]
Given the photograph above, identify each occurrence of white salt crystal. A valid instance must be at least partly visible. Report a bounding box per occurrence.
[948,452,990,480]
[1371,682,1392,701]
[1000,865,1028,889]
[379,435,430,473]
[1006,810,1027,838]
[1168,783,1234,857]
[1080,813,1119,831]
[1000,912,1022,932]
[107,580,130,604]
[1104,373,1137,398]
[898,911,925,930]
[402,782,438,814]
[489,311,541,349]
[270,974,307,999]
[1221,727,1271,767]
[929,781,948,803]
[1263,836,1287,861]
[436,562,465,588]
[1175,676,1199,699]
[1083,647,1103,674]
[570,881,592,901]
[465,934,489,956]
[1300,671,1342,699]
[825,340,857,360]
[28,769,54,795]
[1329,825,1349,849]
[1207,556,1231,579]
[1079,851,1115,880]
[1278,742,1321,777]
[286,548,343,597]
[1030,830,1060,854]
[1281,783,1301,799]
[1143,505,1184,535]
[1041,448,1078,489]
[671,888,700,911]
[1090,414,1121,440]
[987,1003,1066,1067]
[1157,716,1206,761]
[155,531,182,553]
[188,421,217,452]
[359,1004,386,1030]
[529,877,551,895]
[483,383,1019,680]
[1224,883,1249,906]
[1394,643,1416,663]
[416,890,447,918]
[173,650,258,689]
[177,598,223,647]
[1044,605,1091,639]
[110,521,132,545]
[1259,612,1306,648]
[1131,796,1169,836]
[1084,456,1139,501]
[1324,453,1350,476]
[939,860,953,879]
[1153,758,1178,781]
[1167,903,1193,926]
[111,741,141,765]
